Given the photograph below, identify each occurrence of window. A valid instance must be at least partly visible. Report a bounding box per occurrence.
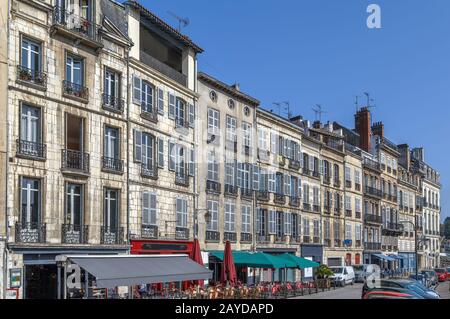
[207,150,219,181]
[324,220,331,239]
[243,106,250,116]
[21,37,41,76]
[355,169,361,185]
[104,68,120,103]
[345,224,352,240]
[355,198,361,213]
[313,220,319,237]
[333,164,339,182]
[313,187,319,205]
[303,183,310,203]
[135,131,155,169]
[225,159,236,186]
[66,54,83,85]
[20,104,41,145]
[237,163,251,190]
[253,165,260,190]
[284,174,291,196]
[169,142,186,178]
[241,205,251,234]
[65,183,83,226]
[176,198,188,228]
[142,192,157,225]
[345,195,351,211]
[268,210,276,234]
[242,122,252,148]
[268,170,276,193]
[356,225,362,241]
[334,220,340,240]
[334,193,341,210]
[303,153,309,170]
[256,208,266,236]
[276,211,283,237]
[104,126,119,160]
[207,200,218,231]
[225,202,235,232]
[175,98,186,127]
[209,90,217,102]
[303,217,310,236]
[226,115,237,142]
[345,166,351,182]
[275,173,283,195]
[284,212,292,235]
[21,177,41,225]
[104,188,119,230]
[141,81,154,113]
[208,108,220,136]
[290,176,298,197]
[258,128,267,150]
[227,99,235,109]
[292,214,299,238]
[259,168,268,191]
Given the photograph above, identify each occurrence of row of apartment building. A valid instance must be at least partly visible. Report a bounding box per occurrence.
[0,0,442,298]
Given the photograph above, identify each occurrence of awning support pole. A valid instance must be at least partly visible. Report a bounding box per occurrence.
[85,270,89,299]
[57,264,61,300]
[63,264,67,299]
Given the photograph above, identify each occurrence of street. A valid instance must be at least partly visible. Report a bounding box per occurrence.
[291,282,450,299]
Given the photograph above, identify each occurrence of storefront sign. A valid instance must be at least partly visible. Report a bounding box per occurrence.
[5,288,19,299]
[304,257,313,278]
[9,269,22,288]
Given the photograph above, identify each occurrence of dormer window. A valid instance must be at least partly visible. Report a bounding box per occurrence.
[209,90,218,102]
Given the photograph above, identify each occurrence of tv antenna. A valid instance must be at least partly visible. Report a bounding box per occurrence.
[273,102,282,116]
[363,92,376,110]
[312,104,326,122]
[167,11,190,32]
[355,95,362,112]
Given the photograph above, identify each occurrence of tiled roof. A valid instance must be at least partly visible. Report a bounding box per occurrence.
[124,0,204,53]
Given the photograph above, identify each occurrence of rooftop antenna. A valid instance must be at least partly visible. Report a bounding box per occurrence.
[355,95,361,112]
[282,101,292,119]
[273,102,282,116]
[167,11,190,32]
[312,104,326,122]
[363,92,376,110]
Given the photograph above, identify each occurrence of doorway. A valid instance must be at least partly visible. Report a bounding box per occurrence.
[25,264,57,299]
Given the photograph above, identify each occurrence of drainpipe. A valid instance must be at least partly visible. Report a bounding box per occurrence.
[253,109,258,253]
[126,47,130,250]
[193,57,198,240]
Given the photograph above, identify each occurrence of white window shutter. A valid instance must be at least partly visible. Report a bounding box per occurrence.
[189,148,195,176]
[169,141,175,171]
[157,88,164,115]
[157,137,164,168]
[188,103,195,128]
[253,165,259,190]
[134,129,142,163]
[168,92,176,119]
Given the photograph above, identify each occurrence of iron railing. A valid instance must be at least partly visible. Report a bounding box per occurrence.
[288,159,301,170]
[205,230,220,242]
[61,149,89,173]
[224,184,238,196]
[141,163,158,179]
[364,213,383,224]
[206,180,221,193]
[63,80,89,100]
[100,226,124,245]
[61,224,89,244]
[364,186,382,198]
[16,65,47,87]
[240,188,253,198]
[16,139,46,159]
[240,233,252,243]
[175,172,189,186]
[15,222,46,243]
[102,156,123,173]
[363,158,380,171]
[102,94,124,113]
[175,227,189,240]
[141,224,158,239]
[364,242,382,250]
[224,232,237,242]
[52,6,101,42]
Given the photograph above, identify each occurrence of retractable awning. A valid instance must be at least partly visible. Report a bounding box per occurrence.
[372,253,396,262]
[209,251,295,269]
[63,254,212,288]
[389,255,405,260]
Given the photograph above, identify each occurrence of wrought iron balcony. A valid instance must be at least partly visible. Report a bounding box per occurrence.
[15,222,46,243]
[16,65,47,88]
[274,193,286,204]
[364,242,382,250]
[175,117,189,129]
[323,205,331,214]
[243,145,251,156]
[240,188,253,199]
[206,180,221,193]
[364,186,382,198]
[224,232,237,243]
[364,213,383,224]
[102,94,124,114]
[100,226,124,245]
[355,183,361,191]
[141,107,158,123]
[345,209,352,217]
[175,172,189,187]
[355,240,362,247]
[363,158,381,171]
[311,170,320,178]
[224,184,238,196]
[345,180,352,188]
[290,236,301,245]
[289,196,300,207]
[303,203,312,212]
[303,236,311,243]
[52,6,102,48]
[141,224,158,239]
[141,163,158,179]
[256,234,270,243]
[334,207,342,215]
[61,224,89,244]
[334,179,341,188]
[102,156,124,173]
[175,227,189,240]
[288,159,301,170]
[313,236,320,244]
[62,80,89,101]
[313,204,320,213]
[324,238,331,247]
[257,190,269,201]
[240,233,252,243]
[205,230,220,242]
[16,139,46,160]
[61,149,90,174]
[355,211,362,219]
[302,168,311,175]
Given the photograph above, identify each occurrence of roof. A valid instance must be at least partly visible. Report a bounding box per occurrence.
[124,0,204,53]
[198,72,260,106]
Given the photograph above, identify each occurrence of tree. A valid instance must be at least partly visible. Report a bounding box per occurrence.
[443,217,450,239]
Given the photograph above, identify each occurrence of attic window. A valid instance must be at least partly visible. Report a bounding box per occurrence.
[228,99,235,110]
[209,90,217,102]
[243,106,250,117]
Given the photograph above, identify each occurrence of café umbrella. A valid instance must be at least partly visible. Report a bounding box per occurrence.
[220,240,237,286]
[191,238,204,287]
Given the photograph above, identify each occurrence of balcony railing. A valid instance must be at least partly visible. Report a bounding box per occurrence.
[313,204,320,213]
[312,170,320,178]
[206,180,221,193]
[334,239,342,247]
[334,207,341,216]
[289,196,300,207]
[345,209,352,217]
[256,234,270,243]
[364,242,382,250]
[224,232,237,242]
[140,50,187,87]
[275,235,286,244]
[274,193,286,204]
[257,190,269,201]
[102,156,124,173]
[303,236,311,243]
[324,239,331,247]
[61,224,88,244]
[224,184,238,196]
[102,94,124,114]
[364,186,382,198]
[345,180,352,188]
[52,6,101,43]
[355,240,362,247]
[141,163,158,179]
[16,65,47,88]
[141,107,158,123]
[364,213,383,224]
[205,230,220,242]
[363,158,380,171]
[15,222,46,243]
[175,173,189,187]
[141,224,158,239]
[63,80,89,101]
[355,183,361,191]
[61,149,89,174]
[240,233,252,243]
[16,139,46,159]
[379,137,399,152]
[303,203,312,212]
[313,236,320,244]
[175,227,189,240]
[240,188,253,198]
[243,145,251,156]
[288,159,301,170]
[355,211,361,219]
[100,226,124,245]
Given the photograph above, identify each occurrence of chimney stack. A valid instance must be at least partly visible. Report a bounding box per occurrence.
[398,144,410,169]
[231,83,240,91]
[412,147,425,162]
[313,121,321,129]
[372,121,384,138]
[354,107,371,152]
[289,115,303,127]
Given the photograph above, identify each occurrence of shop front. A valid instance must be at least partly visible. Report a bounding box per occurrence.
[301,244,323,280]
[257,248,298,282]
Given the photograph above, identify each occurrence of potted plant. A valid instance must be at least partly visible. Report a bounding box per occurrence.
[19,68,31,81]
[315,264,334,289]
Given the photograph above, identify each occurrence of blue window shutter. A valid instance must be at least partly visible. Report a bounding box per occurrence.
[133,75,142,105]
[169,141,175,171]
[189,147,195,176]
[157,88,164,115]
[157,137,164,168]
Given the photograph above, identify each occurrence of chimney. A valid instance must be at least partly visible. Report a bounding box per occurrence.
[354,107,371,152]
[397,144,410,169]
[289,115,303,127]
[231,83,240,91]
[372,121,384,138]
[312,120,321,129]
[412,147,425,162]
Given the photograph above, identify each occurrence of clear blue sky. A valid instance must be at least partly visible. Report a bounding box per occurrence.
[132,0,449,220]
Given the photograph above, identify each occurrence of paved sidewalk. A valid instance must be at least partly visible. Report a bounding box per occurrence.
[436,281,450,299]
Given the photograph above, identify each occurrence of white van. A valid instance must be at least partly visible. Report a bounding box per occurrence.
[353,264,378,283]
[330,266,355,287]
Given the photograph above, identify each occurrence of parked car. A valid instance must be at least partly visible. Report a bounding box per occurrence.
[353,264,378,283]
[330,266,355,287]
[447,267,450,280]
[362,279,440,299]
[421,269,438,286]
[362,288,424,299]
[434,268,448,282]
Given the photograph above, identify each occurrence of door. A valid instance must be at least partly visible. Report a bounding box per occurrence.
[65,183,83,226]
[25,265,57,299]
[104,189,118,231]
[21,178,40,227]
[66,114,83,152]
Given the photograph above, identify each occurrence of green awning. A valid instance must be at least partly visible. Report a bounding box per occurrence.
[277,253,320,269]
[209,251,296,269]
